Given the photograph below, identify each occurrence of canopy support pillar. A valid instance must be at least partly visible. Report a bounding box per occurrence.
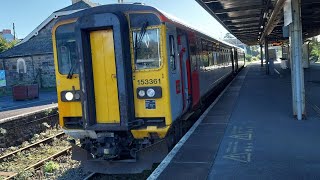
[264,38,269,74]
[260,44,264,67]
[290,0,305,120]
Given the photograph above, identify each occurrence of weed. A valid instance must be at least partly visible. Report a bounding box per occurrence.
[44,161,59,173]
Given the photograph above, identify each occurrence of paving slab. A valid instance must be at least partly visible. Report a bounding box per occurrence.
[156,66,248,180]
[0,91,57,120]
[152,62,320,180]
[208,63,320,180]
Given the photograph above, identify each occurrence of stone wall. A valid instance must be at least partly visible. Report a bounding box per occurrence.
[0,18,59,94]
[0,54,56,93]
[32,54,56,88]
[0,107,58,147]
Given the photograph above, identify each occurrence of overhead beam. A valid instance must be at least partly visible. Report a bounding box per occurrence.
[230,27,259,31]
[233,30,260,34]
[260,0,286,43]
[214,5,265,14]
[234,33,259,36]
[222,14,260,21]
[228,24,260,29]
[225,20,259,26]
[236,34,259,37]
[233,32,259,36]
[204,0,218,3]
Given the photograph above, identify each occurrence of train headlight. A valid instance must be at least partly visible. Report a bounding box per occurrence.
[65,92,74,101]
[136,87,161,99]
[138,90,145,97]
[74,92,81,100]
[147,88,155,97]
[61,90,81,102]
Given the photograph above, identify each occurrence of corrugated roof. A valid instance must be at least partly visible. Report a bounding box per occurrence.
[196,0,320,45]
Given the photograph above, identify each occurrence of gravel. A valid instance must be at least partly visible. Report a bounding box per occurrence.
[0,127,62,157]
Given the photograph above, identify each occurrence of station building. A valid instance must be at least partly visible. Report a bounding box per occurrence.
[0,0,96,94]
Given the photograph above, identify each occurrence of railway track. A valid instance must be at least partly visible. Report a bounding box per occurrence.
[0,132,65,160]
[0,131,71,180]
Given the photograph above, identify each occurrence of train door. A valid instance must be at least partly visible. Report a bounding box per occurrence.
[89,30,120,124]
[167,25,183,121]
[231,48,235,73]
[177,32,191,112]
[188,33,201,109]
[234,48,239,71]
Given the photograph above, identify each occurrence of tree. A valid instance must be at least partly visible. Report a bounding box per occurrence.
[0,35,18,53]
[0,35,7,52]
[309,37,320,62]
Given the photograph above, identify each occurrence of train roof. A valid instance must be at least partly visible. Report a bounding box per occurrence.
[55,3,243,50]
[156,9,241,49]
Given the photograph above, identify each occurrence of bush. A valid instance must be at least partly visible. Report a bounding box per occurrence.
[252,56,258,61]
[246,54,253,62]
[44,161,59,173]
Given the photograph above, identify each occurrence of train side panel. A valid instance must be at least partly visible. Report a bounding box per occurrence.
[165,24,184,123]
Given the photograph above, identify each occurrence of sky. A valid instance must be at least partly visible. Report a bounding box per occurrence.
[0,0,228,40]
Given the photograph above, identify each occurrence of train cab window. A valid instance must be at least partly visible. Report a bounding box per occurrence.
[133,28,161,70]
[169,35,176,71]
[55,23,78,75]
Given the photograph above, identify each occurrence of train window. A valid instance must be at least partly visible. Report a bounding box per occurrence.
[133,28,161,70]
[55,23,78,75]
[189,42,197,70]
[169,35,176,71]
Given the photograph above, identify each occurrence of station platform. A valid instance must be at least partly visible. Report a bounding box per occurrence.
[150,62,320,180]
[0,91,57,120]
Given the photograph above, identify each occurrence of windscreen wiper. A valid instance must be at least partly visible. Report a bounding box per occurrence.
[134,21,149,65]
[67,62,77,79]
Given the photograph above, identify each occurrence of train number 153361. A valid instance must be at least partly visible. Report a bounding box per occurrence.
[137,79,161,85]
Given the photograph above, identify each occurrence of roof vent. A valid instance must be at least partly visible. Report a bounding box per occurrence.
[133,2,144,5]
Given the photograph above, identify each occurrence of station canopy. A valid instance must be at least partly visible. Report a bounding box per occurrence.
[196,0,320,45]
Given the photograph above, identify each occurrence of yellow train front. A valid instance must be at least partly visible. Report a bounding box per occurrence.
[52,3,244,174]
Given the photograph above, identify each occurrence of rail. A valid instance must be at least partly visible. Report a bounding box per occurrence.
[0,132,68,179]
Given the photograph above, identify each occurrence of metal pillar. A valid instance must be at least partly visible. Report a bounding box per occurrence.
[264,38,269,74]
[290,0,305,120]
[260,44,264,67]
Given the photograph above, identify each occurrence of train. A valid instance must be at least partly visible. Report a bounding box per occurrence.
[52,3,245,174]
